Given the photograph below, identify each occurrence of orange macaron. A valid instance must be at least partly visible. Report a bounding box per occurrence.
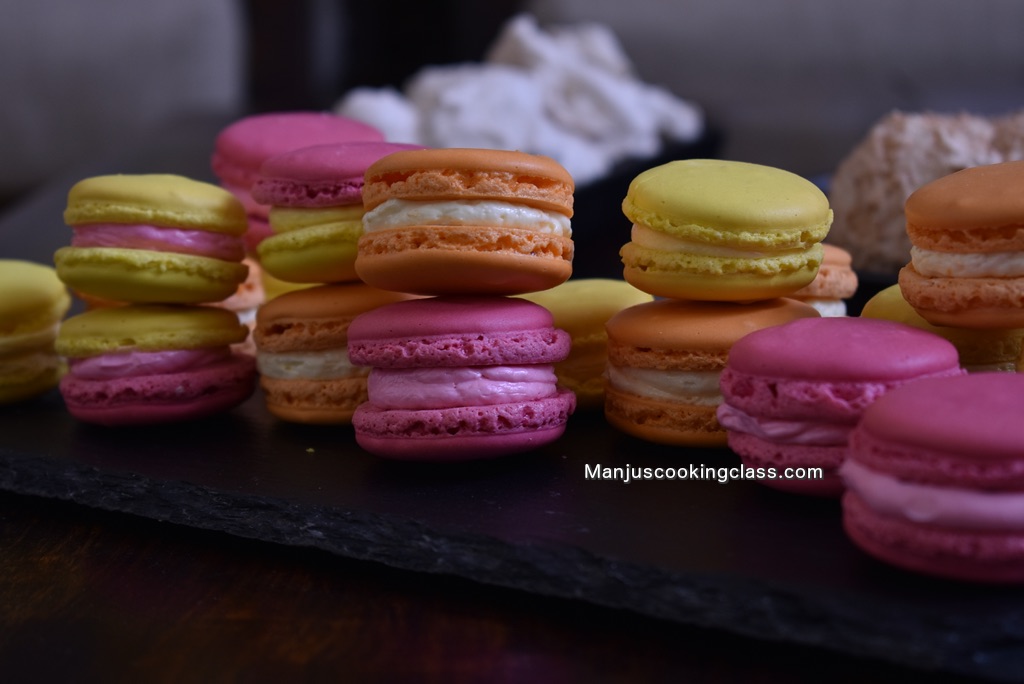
[356,148,575,296]
[790,243,859,316]
[253,282,419,424]
[604,298,819,447]
[899,160,1024,328]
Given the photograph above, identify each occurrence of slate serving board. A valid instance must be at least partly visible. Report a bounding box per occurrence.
[1,113,1022,682]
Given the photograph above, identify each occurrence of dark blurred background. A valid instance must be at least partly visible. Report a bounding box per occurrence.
[3,0,1022,212]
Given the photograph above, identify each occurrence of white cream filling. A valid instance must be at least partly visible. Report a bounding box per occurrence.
[606,365,722,405]
[910,246,1024,278]
[630,224,772,258]
[801,298,848,318]
[840,459,1024,531]
[716,403,852,446]
[256,350,367,380]
[363,199,572,237]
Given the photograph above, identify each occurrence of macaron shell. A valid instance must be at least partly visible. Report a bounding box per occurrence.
[255,282,419,353]
[621,243,822,301]
[606,298,819,369]
[843,489,1024,583]
[259,375,366,425]
[253,142,425,208]
[899,265,1024,329]
[356,226,573,296]
[352,389,575,460]
[57,305,248,357]
[622,159,832,239]
[211,112,385,188]
[516,278,653,338]
[850,373,1024,487]
[904,160,1024,236]
[257,223,361,284]
[54,246,249,305]
[727,316,962,381]
[347,296,571,368]
[64,174,247,234]
[361,148,574,215]
[59,352,256,425]
[604,386,726,447]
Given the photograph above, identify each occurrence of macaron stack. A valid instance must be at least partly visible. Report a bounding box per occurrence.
[606,159,831,446]
[246,141,425,425]
[897,160,1024,368]
[53,174,257,425]
[347,147,579,460]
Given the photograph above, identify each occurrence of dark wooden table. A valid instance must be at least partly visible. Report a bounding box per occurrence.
[1,489,969,683]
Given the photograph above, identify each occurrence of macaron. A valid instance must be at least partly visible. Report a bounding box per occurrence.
[619,159,832,301]
[56,305,256,425]
[55,174,249,304]
[517,278,653,410]
[718,317,964,497]
[604,298,819,447]
[899,160,1024,328]
[862,284,1024,372]
[347,296,576,460]
[0,260,71,404]
[789,243,859,316]
[840,373,1024,583]
[357,148,575,296]
[211,111,385,254]
[251,141,424,284]
[253,282,419,424]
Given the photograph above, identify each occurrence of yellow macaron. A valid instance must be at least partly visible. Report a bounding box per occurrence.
[517,278,653,409]
[620,159,832,301]
[55,174,249,304]
[0,260,71,403]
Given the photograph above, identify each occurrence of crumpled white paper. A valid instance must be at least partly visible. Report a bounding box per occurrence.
[334,13,704,185]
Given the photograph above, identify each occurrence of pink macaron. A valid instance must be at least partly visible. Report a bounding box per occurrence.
[717,317,964,496]
[211,111,384,253]
[250,142,425,284]
[347,296,576,460]
[841,373,1024,583]
[55,305,257,426]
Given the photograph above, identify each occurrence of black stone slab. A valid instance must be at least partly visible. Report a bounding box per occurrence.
[2,389,1023,682]
[1,113,1020,682]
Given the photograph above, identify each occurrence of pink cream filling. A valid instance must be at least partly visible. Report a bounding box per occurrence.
[840,459,1024,531]
[367,365,558,410]
[71,224,244,261]
[69,348,232,380]
[716,403,853,446]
